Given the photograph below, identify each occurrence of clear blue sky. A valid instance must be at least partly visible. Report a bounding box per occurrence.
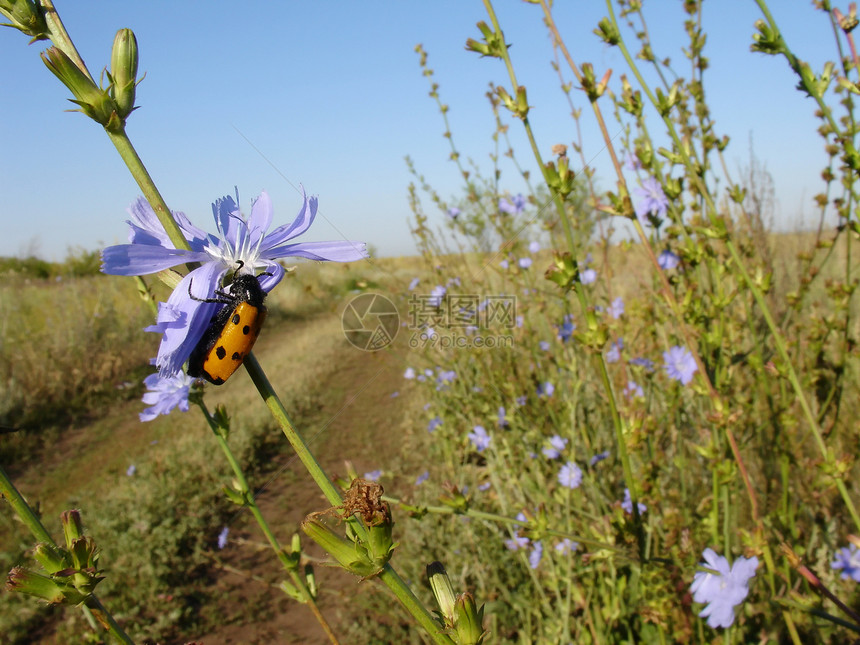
[0,2,835,260]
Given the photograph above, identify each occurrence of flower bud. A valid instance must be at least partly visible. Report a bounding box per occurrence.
[41,48,122,131]
[6,566,65,604]
[0,0,48,40]
[61,509,84,548]
[33,543,68,575]
[427,561,456,625]
[110,29,139,118]
[454,592,486,645]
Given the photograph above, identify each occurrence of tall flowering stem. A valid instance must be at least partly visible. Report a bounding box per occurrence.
[0,465,134,644]
[602,0,860,534]
[478,0,644,556]
[196,400,339,645]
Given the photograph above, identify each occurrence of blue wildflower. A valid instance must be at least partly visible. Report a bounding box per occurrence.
[658,249,680,270]
[528,240,541,253]
[634,176,670,222]
[415,470,430,486]
[497,406,509,428]
[630,357,655,371]
[625,380,644,398]
[529,541,544,569]
[663,345,698,385]
[447,207,461,219]
[832,544,860,582]
[558,461,583,489]
[691,548,759,629]
[542,434,568,459]
[429,285,447,308]
[139,371,196,422]
[126,464,136,477]
[516,395,527,406]
[217,526,229,550]
[427,417,442,432]
[403,367,416,379]
[537,382,555,398]
[102,189,366,376]
[580,267,597,284]
[364,469,383,482]
[554,538,579,555]
[408,277,420,291]
[606,339,623,363]
[468,425,491,452]
[589,450,610,466]
[519,257,532,269]
[558,318,576,342]
[499,259,509,269]
[539,340,550,351]
[607,297,624,319]
[621,488,646,515]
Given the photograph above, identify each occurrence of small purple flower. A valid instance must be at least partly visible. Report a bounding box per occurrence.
[630,356,655,371]
[624,151,642,171]
[625,380,644,398]
[516,395,528,406]
[555,538,579,555]
[516,315,524,328]
[589,450,610,466]
[217,526,230,550]
[658,250,680,270]
[634,176,670,221]
[499,259,509,269]
[621,488,646,515]
[437,369,457,384]
[427,416,442,432]
[139,371,196,422]
[404,367,416,379]
[606,339,623,363]
[497,406,509,428]
[518,257,532,269]
[102,189,367,377]
[429,285,447,308]
[505,534,530,551]
[499,193,527,214]
[832,545,860,582]
[415,470,430,486]
[558,318,576,342]
[408,277,420,291]
[537,382,555,398]
[126,464,137,477]
[468,425,491,452]
[478,481,491,491]
[528,241,541,253]
[447,207,461,219]
[539,340,550,351]
[558,461,583,489]
[663,345,698,385]
[529,541,544,569]
[691,548,759,629]
[580,267,597,284]
[364,469,383,482]
[607,297,624,319]
[447,276,461,288]
[542,434,568,459]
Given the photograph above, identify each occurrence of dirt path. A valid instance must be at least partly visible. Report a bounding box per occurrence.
[192,314,419,645]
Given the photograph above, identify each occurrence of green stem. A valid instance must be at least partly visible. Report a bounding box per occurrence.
[241,353,454,644]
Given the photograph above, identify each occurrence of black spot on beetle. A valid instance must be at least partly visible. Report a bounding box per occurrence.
[242,325,251,335]
[232,313,240,325]
[215,346,227,360]
[232,351,242,360]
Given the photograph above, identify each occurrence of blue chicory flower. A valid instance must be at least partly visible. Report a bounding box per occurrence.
[625,380,645,398]
[364,469,383,482]
[580,267,597,284]
[427,416,442,433]
[658,249,680,270]
[499,259,509,269]
[690,548,759,629]
[630,356,655,371]
[589,450,610,466]
[139,370,196,422]
[555,538,579,555]
[621,488,647,515]
[519,257,532,269]
[447,207,461,219]
[408,277,420,291]
[529,541,544,569]
[415,470,430,486]
[606,339,623,364]
[542,434,568,459]
[607,297,624,319]
[528,240,540,253]
[539,340,550,351]
[429,285,447,308]
[634,176,670,222]
[832,544,860,582]
[497,406,509,428]
[515,395,527,406]
[558,461,583,489]
[217,526,230,550]
[102,189,367,377]
[663,345,698,385]
[538,382,555,397]
[126,464,136,477]
[403,367,416,379]
[468,425,491,452]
